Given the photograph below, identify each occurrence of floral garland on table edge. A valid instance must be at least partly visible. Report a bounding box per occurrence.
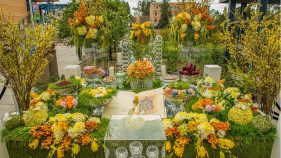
[170,2,215,47]
[28,113,101,158]
[127,60,155,83]
[68,3,110,52]
[163,112,235,158]
[130,21,155,46]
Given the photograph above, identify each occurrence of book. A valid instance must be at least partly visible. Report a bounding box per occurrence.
[102,88,166,119]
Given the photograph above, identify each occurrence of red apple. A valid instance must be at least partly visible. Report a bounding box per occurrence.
[183,70,190,75]
[191,71,196,75]
[195,69,199,75]
[179,69,184,75]
[188,63,192,66]
[192,65,196,71]
[183,65,188,71]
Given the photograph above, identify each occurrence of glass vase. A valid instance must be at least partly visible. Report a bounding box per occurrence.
[88,98,112,117]
[130,76,153,90]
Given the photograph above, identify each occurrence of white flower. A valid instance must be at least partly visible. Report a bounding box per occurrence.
[191,20,201,32]
[217,130,226,138]
[181,24,187,32]
[75,76,81,80]
[162,119,174,130]
[194,13,201,21]
[88,117,101,124]
[85,16,95,24]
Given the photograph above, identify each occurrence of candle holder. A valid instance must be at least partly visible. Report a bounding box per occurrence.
[115,70,126,91]
[115,147,128,158]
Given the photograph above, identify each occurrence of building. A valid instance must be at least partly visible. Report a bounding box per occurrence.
[134,12,140,23]
[149,2,181,26]
[0,0,28,23]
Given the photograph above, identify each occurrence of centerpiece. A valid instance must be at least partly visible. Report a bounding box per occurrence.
[164,82,195,117]
[178,62,200,83]
[82,67,105,87]
[48,78,81,97]
[127,61,155,90]
[79,87,118,117]
[197,77,221,98]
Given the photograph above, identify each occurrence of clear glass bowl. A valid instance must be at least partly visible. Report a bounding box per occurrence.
[181,74,199,83]
[198,81,220,98]
[52,85,78,98]
[82,72,104,82]
[88,98,113,117]
[101,79,118,88]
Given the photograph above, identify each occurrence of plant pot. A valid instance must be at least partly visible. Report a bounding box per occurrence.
[130,77,153,90]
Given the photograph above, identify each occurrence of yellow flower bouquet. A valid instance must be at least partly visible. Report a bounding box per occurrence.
[68,3,110,52]
[130,21,155,46]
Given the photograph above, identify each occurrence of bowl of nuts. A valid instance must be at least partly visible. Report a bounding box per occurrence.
[82,67,105,82]
[101,76,118,88]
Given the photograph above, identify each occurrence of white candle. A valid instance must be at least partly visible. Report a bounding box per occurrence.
[161,65,166,76]
[117,52,122,63]
[109,67,114,77]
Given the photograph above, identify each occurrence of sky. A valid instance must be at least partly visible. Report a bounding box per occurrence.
[58,0,231,14]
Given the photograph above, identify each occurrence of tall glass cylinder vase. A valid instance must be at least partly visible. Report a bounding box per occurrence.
[187,45,205,79]
[130,76,153,90]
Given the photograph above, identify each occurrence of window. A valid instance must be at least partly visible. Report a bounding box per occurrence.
[155,12,157,16]
[155,19,157,22]
[175,12,177,16]
[154,6,155,9]
[177,6,179,9]
[156,6,158,9]
[171,6,173,9]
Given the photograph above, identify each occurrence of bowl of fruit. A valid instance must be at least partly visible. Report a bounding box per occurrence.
[82,67,105,83]
[178,63,199,83]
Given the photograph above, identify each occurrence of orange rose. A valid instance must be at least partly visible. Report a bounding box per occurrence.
[66,101,73,109]
[66,96,74,102]
[56,99,64,106]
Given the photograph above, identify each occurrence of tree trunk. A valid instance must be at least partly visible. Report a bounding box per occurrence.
[260,94,275,115]
[109,45,112,61]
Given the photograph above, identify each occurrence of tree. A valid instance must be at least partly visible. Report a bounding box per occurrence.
[0,10,56,115]
[133,0,155,23]
[157,0,172,29]
[104,0,132,60]
[221,3,281,115]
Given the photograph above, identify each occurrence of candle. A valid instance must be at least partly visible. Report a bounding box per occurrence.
[117,52,122,63]
[161,65,166,76]
[109,67,114,77]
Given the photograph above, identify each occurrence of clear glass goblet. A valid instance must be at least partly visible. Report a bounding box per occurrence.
[129,141,143,157]
[116,147,128,158]
[146,145,159,158]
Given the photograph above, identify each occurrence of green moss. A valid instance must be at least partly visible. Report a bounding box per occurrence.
[4,115,25,131]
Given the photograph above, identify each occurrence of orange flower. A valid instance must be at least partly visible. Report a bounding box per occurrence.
[60,133,71,151]
[207,133,218,149]
[56,99,64,106]
[175,137,192,147]
[194,32,199,40]
[66,101,73,109]
[215,104,221,112]
[210,122,231,131]
[165,127,180,137]
[78,133,93,145]
[85,121,100,130]
[41,135,54,149]
[208,88,211,90]
[204,87,207,90]
[198,98,213,107]
[188,121,199,132]
[66,96,74,102]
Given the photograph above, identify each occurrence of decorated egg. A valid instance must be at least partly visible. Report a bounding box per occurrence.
[172,89,178,96]
[187,89,193,95]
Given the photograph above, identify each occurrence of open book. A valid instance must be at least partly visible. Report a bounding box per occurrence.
[102,88,166,119]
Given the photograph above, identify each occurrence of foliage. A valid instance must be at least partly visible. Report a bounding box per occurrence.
[56,2,80,45]
[169,81,190,90]
[4,115,25,131]
[252,115,273,133]
[34,76,60,94]
[0,9,56,115]
[163,47,179,74]
[221,2,281,114]
[104,0,131,60]
[159,27,171,42]
[157,0,172,29]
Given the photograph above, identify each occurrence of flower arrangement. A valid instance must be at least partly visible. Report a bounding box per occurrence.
[197,77,221,98]
[130,21,155,46]
[79,87,118,106]
[164,82,194,104]
[228,106,253,125]
[191,98,222,113]
[170,2,215,47]
[56,96,78,109]
[68,2,110,52]
[127,61,155,82]
[164,111,235,158]
[29,113,101,157]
